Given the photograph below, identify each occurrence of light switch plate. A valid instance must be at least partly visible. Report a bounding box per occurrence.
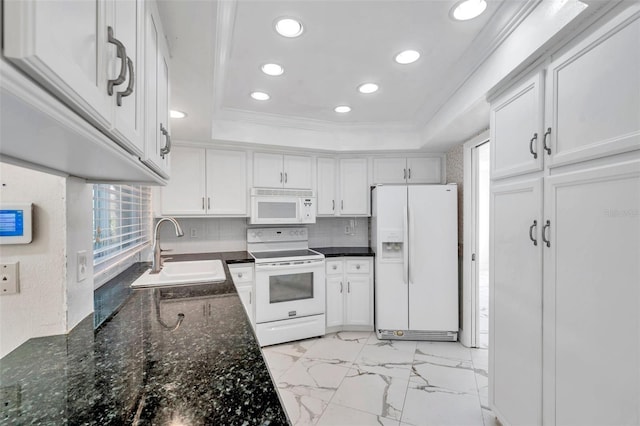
[77,251,87,282]
[0,262,19,295]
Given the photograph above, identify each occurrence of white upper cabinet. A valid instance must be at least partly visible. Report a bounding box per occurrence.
[490,72,545,179]
[373,157,442,184]
[317,157,369,216]
[3,0,112,129]
[317,158,338,215]
[545,10,640,168]
[339,158,369,215]
[253,153,312,189]
[162,147,247,216]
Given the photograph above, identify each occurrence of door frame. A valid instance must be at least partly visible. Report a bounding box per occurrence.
[459,131,490,348]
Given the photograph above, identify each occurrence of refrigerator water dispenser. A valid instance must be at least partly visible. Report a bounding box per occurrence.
[379,229,404,260]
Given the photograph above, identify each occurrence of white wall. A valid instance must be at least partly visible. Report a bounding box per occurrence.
[155,217,369,254]
[0,163,94,358]
[0,163,67,357]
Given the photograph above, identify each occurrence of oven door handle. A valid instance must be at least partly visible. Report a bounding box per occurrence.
[254,260,325,271]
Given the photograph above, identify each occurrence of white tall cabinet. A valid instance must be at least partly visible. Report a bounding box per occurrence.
[489,6,640,426]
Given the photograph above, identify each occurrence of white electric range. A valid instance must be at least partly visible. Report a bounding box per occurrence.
[248,227,326,347]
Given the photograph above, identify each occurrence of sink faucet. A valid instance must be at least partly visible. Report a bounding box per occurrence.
[151,217,184,274]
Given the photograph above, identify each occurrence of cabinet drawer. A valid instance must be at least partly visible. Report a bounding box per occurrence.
[228,265,253,283]
[346,260,370,274]
[326,260,343,274]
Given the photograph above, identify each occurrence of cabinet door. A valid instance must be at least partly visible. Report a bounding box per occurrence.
[339,158,369,215]
[490,72,544,179]
[546,9,640,168]
[326,276,344,328]
[111,0,145,156]
[543,160,640,426]
[206,150,247,215]
[141,4,169,177]
[490,178,543,426]
[345,275,371,326]
[161,147,206,215]
[406,157,442,184]
[235,285,254,325]
[253,153,283,188]
[3,0,112,129]
[317,158,337,215]
[284,155,313,189]
[372,158,407,184]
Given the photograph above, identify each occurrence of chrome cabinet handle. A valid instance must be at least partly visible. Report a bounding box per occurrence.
[208,197,211,210]
[332,265,337,270]
[107,26,127,96]
[403,169,407,180]
[408,168,411,179]
[340,282,343,293]
[284,172,288,183]
[116,56,134,106]
[529,133,538,159]
[347,282,350,293]
[238,272,243,278]
[529,220,538,246]
[202,197,205,210]
[249,292,251,304]
[332,200,335,211]
[356,264,361,270]
[341,200,344,210]
[280,172,283,183]
[542,220,551,248]
[160,124,171,158]
[543,127,552,155]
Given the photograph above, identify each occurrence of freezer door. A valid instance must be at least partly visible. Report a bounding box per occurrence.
[372,186,409,330]
[407,185,459,332]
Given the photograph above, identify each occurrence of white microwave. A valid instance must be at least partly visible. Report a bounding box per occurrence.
[250,188,316,225]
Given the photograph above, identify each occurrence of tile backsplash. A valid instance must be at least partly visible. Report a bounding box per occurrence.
[156,217,369,254]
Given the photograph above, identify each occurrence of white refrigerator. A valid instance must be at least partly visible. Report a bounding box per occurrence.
[371,184,458,341]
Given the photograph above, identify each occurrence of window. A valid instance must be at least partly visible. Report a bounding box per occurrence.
[92,184,152,285]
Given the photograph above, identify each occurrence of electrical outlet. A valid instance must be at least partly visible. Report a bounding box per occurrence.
[0,262,19,295]
[345,226,351,234]
[190,228,197,238]
[77,251,87,282]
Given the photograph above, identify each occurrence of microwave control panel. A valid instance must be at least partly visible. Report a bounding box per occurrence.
[300,198,316,223]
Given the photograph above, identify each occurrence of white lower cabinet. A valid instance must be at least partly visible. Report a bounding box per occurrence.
[325,257,373,331]
[228,263,255,328]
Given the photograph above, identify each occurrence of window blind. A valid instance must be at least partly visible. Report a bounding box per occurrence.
[92,184,152,277]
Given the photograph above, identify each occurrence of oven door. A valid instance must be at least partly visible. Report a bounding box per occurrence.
[254,259,325,323]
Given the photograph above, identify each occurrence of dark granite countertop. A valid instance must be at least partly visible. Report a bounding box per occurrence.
[312,246,376,257]
[0,252,288,425]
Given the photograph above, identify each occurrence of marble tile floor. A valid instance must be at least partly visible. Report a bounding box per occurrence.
[261,331,501,426]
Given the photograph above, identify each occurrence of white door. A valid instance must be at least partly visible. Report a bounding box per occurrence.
[3,0,112,129]
[339,158,368,215]
[345,275,371,326]
[326,275,344,328]
[546,10,640,168]
[372,158,407,184]
[543,160,640,426]
[111,0,145,156]
[490,72,544,179]
[206,150,247,215]
[254,153,284,188]
[490,178,543,426]
[373,185,409,331]
[317,158,337,215]
[283,155,313,189]
[406,157,442,184]
[161,147,206,215]
[407,185,458,331]
[235,285,253,325]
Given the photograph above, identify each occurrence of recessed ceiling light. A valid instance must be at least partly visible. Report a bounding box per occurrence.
[261,63,284,76]
[250,91,270,101]
[170,110,187,119]
[358,83,379,94]
[451,0,488,21]
[275,18,304,38]
[334,105,351,113]
[395,50,421,65]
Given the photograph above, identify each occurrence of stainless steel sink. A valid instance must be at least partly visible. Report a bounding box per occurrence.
[131,259,226,288]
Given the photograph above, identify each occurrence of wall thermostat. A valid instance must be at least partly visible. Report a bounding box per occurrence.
[0,203,33,244]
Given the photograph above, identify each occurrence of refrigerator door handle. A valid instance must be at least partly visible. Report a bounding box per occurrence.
[403,204,409,285]
[408,204,413,284]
